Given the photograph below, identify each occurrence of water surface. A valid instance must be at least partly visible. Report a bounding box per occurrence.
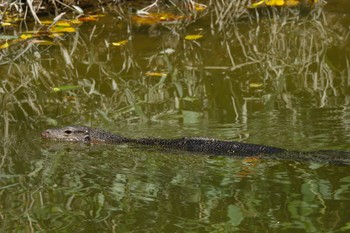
[1,0,350,232]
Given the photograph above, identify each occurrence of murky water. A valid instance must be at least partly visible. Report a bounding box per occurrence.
[1,0,350,232]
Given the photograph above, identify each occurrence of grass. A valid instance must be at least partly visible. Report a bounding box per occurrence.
[0,0,348,131]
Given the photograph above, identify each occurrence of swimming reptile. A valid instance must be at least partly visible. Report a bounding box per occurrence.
[41,125,350,165]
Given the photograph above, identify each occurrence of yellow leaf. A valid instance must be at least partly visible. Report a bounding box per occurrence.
[1,22,13,26]
[248,0,265,8]
[41,20,53,25]
[266,0,274,6]
[50,26,76,33]
[21,31,38,34]
[56,21,72,27]
[265,0,285,6]
[20,34,34,40]
[184,34,203,40]
[112,40,128,46]
[4,17,23,23]
[89,14,106,18]
[0,41,9,49]
[51,20,82,26]
[132,13,185,25]
[70,19,83,25]
[145,72,168,77]
[193,3,207,11]
[285,0,299,6]
[276,0,285,6]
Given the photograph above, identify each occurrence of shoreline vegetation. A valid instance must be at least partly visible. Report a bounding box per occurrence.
[2,0,346,135]
[0,0,323,54]
[0,0,320,22]
[0,1,324,53]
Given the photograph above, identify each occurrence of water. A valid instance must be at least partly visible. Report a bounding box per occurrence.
[1,0,350,232]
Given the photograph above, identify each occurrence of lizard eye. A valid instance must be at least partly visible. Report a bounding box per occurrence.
[84,135,90,143]
[64,130,72,134]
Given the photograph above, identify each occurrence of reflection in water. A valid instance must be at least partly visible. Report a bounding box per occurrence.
[0,0,350,231]
[2,141,350,232]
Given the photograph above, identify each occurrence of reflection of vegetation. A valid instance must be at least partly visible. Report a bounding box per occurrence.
[0,0,348,132]
[1,144,350,232]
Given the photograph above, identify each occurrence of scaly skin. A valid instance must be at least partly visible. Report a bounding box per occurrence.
[41,126,350,165]
[41,125,130,144]
[41,125,286,156]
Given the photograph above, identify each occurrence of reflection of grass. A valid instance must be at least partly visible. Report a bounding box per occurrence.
[0,0,348,130]
[201,0,349,113]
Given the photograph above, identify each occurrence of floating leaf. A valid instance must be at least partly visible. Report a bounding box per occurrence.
[55,21,72,27]
[20,34,34,40]
[90,14,105,18]
[3,17,23,23]
[1,22,13,27]
[132,13,185,25]
[41,20,53,25]
[45,19,82,27]
[277,0,285,5]
[248,0,314,7]
[112,40,128,46]
[50,26,76,33]
[69,19,83,25]
[78,16,98,22]
[52,85,81,92]
[266,0,285,6]
[145,72,168,77]
[285,0,300,6]
[0,41,9,49]
[184,34,203,40]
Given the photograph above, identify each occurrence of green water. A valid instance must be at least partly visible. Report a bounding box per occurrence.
[1,0,350,232]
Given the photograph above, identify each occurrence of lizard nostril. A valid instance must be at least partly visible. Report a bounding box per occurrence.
[41,130,50,138]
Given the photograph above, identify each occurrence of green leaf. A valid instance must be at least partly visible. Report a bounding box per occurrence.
[0,35,18,40]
